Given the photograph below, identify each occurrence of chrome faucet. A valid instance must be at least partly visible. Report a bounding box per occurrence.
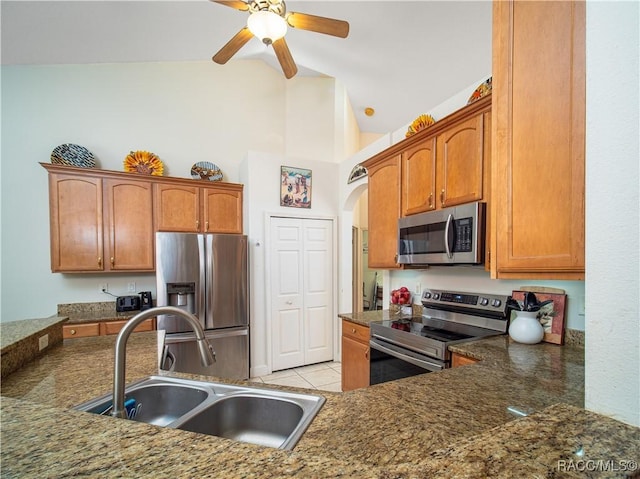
[111,306,216,419]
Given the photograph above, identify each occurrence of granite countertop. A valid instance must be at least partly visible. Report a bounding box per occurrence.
[1,316,639,478]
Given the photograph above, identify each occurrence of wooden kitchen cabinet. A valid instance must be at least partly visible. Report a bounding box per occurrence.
[436,113,484,209]
[363,96,491,268]
[103,178,155,271]
[44,164,154,273]
[154,183,243,234]
[63,318,156,339]
[43,163,244,273]
[365,154,402,269]
[491,0,585,280]
[62,323,101,339]
[451,352,479,368]
[401,138,436,215]
[341,319,370,391]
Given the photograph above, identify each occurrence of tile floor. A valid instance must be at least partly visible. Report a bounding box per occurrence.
[250,361,342,392]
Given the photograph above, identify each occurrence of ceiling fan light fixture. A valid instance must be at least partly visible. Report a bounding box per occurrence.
[247,10,287,44]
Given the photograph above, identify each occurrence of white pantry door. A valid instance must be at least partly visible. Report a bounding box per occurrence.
[271,217,333,371]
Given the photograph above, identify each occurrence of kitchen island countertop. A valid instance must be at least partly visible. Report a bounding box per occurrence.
[1,315,638,478]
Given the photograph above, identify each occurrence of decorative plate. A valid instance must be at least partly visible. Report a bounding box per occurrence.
[123,150,164,176]
[467,77,492,104]
[405,114,436,138]
[347,164,368,184]
[50,144,96,168]
[191,162,223,181]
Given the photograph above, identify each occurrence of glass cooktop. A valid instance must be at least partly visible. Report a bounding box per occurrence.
[380,319,473,343]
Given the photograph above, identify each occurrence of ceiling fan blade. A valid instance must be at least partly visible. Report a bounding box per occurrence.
[212,27,253,64]
[286,12,349,38]
[272,38,298,79]
[209,0,250,11]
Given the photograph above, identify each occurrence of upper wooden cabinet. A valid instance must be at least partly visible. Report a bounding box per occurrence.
[45,166,155,273]
[47,171,104,272]
[436,113,485,209]
[363,96,491,268]
[401,138,436,215]
[366,154,402,269]
[42,163,244,273]
[154,183,243,234]
[491,0,585,280]
[104,177,155,271]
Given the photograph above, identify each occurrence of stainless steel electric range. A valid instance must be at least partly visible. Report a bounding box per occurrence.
[369,288,511,385]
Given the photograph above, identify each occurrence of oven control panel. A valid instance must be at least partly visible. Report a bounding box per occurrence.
[421,288,509,313]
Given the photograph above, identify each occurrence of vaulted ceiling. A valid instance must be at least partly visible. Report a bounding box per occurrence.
[1,1,493,133]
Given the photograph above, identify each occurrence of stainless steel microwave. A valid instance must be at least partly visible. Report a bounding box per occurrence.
[397,202,485,265]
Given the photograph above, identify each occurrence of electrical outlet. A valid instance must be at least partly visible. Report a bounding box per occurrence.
[38,334,49,351]
[127,282,136,293]
[100,283,108,293]
[415,282,421,295]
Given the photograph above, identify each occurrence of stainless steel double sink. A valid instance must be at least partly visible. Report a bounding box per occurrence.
[73,376,325,450]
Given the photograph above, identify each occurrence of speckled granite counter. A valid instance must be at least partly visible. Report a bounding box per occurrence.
[2,316,638,478]
[0,316,66,378]
[57,301,139,324]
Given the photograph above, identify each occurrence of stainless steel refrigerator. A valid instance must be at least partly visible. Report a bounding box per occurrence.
[156,232,249,379]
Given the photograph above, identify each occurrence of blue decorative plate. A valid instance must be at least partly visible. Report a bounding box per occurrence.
[190,162,223,181]
[51,143,96,168]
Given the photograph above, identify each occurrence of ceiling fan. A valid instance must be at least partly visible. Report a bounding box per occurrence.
[210,0,350,79]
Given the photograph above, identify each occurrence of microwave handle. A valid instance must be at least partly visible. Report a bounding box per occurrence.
[444,214,454,259]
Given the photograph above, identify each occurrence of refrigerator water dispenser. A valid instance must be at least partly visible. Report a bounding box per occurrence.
[166,283,196,312]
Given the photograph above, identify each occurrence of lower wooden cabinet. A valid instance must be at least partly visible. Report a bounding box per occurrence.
[63,318,156,339]
[341,319,370,391]
[451,352,479,368]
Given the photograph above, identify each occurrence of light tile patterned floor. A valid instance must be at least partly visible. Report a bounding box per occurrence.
[250,361,342,392]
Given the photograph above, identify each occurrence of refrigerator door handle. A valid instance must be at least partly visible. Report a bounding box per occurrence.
[197,234,207,328]
[161,346,176,372]
[205,234,214,330]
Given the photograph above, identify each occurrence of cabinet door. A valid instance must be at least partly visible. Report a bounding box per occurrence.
[451,352,479,368]
[341,335,370,391]
[154,184,200,232]
[367,155,401,269]
[202,187,243,234]
[104,178,155,271]
[436,114,484,208]
[63,323,101,339]
[402,137,436,215]
[49,174,103,272]
[492,0,585,279]
[100,318,156,335]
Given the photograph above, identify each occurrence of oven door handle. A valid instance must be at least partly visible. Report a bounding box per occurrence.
[369,339,445,372]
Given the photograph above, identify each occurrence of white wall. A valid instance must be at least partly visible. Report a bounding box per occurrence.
[584,1,639,427]
[0,60,345,322]
[240,152,341,377]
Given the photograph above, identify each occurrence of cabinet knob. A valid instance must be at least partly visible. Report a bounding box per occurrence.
[351,328,356,334]
[196,220,200,230]
[440,189,445,207]
[205,221,209,232]
[110,257,115,266]
[428,193,433,209]
[365,348,369,360]
[70,329,76,335]
[286,301,293,305]
[98,257,102,267]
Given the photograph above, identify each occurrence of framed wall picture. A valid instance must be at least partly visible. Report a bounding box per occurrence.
[280,166,311,209]
[511,290,567,345]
